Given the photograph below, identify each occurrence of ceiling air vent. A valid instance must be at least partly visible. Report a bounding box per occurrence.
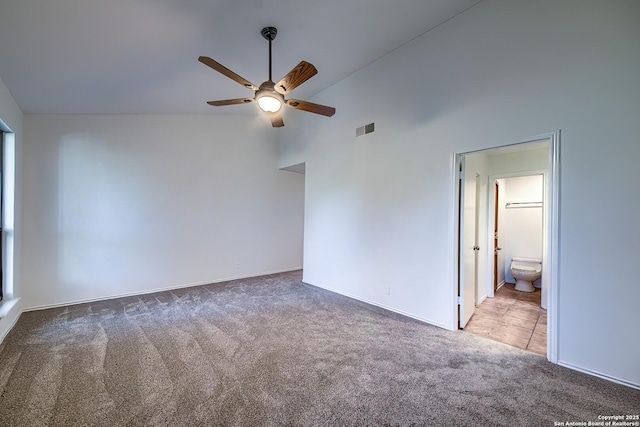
[356,122,375,137]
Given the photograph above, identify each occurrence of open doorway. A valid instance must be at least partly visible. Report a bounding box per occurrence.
[470,173,546,354]
[279,161,306,274]
[454,132,559,361]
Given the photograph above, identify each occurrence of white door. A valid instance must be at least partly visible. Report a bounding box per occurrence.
[459,157,477,328]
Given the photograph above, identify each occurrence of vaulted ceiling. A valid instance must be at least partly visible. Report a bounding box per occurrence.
[0,0,481,114]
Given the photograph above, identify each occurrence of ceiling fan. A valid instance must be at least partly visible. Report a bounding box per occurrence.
[198,27,335,127]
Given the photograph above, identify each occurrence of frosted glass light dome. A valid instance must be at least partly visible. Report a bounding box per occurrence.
[257,95,282,113]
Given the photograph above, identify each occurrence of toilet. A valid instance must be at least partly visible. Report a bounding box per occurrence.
[510,257,542,292]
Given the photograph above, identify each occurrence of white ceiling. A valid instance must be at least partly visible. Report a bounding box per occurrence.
[0,0,482,115]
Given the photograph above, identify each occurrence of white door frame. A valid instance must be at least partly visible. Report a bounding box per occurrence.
[452,130,560,363]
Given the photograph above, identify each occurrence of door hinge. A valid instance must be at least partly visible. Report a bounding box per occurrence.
[457,296,462,305]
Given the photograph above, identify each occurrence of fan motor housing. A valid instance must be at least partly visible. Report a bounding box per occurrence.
[261,27,277,41]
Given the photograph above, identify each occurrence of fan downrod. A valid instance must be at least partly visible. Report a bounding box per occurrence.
[261,27,277,41]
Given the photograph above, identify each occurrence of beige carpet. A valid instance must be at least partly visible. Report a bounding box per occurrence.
[0,271,637,426]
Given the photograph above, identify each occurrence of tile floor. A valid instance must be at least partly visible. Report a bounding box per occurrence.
[463,283,547,355]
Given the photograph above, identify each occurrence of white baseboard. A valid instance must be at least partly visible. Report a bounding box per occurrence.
[496,280,506,290]
[23,268,303,313]
[302,280,454,331]
[3,269,304,345]
[557,360,640,390]
[5,273,639,391]
[302,283,640,390]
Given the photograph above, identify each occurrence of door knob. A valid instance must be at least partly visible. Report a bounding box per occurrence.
[496,247,502,250]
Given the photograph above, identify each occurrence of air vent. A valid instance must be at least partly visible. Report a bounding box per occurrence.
[356,122,375,137]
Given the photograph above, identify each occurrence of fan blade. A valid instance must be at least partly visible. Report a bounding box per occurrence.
[198,56,259,91]
[270,114,284,128]
[207,98,254,106]
[286,99,335,117]
[274,61,317,94]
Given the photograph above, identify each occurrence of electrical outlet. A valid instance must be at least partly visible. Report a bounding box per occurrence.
[235,261,240,270]
[385,285,390,295]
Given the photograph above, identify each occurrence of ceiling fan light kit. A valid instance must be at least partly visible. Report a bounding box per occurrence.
[199,26,335,127]
[257,96,282,113]
[256,80,284,113]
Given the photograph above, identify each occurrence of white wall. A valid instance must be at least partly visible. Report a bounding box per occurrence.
[502,175,543,284]
[0,75,24,341]
[277,0,640,387]
[22,114,304,308]
[487,147,549,176]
